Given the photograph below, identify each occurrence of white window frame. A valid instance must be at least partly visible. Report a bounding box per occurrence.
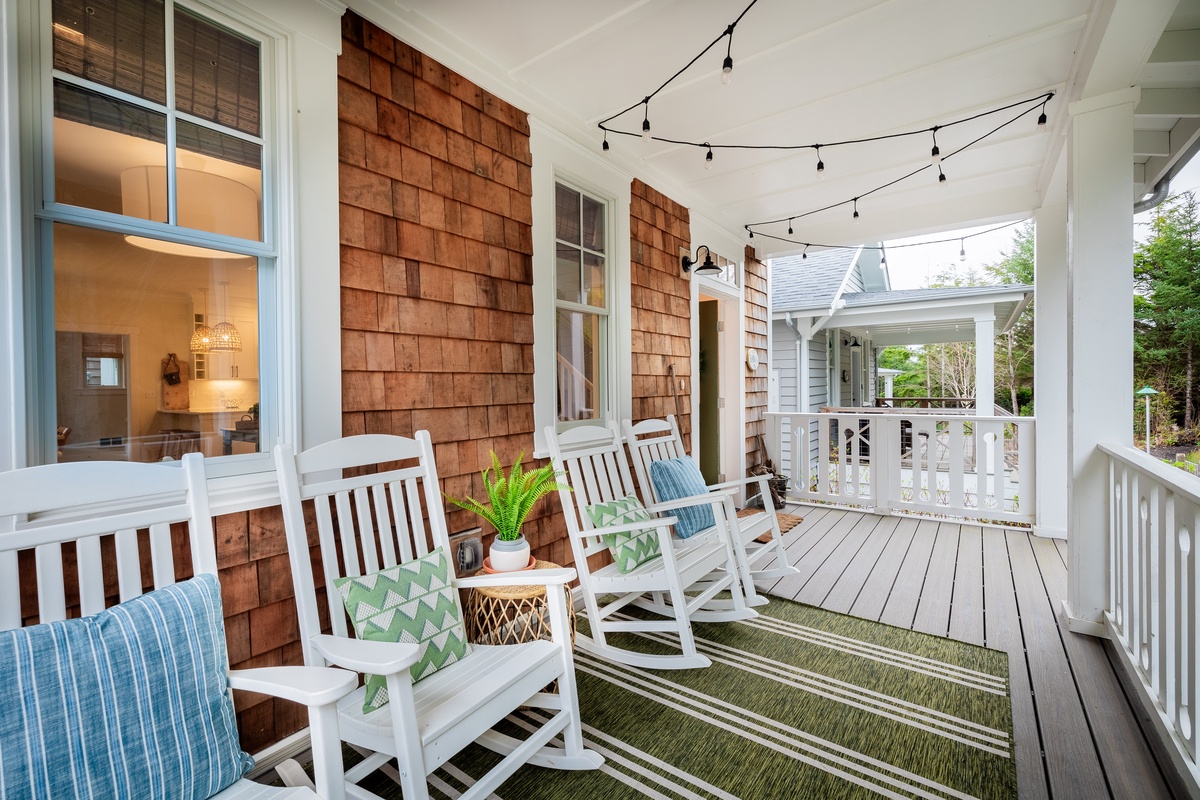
[2,0,343,508]
[530,119,631,457]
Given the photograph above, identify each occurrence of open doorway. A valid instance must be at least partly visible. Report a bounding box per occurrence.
[698,300,721,484]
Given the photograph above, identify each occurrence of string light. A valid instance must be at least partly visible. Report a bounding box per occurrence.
[721,24,735,85]
[745,94,1050,236]
[641,99,651,140]
[959,238,967,261]
[852,198,860,225]
[705,143,713,169]
[930,126,941,165]
[787,218,794,235]
[753,219,1024,258]
[602,131,609,152]
[1037,99,1049,130]
[801,245,808,259]
[815,145,825,179]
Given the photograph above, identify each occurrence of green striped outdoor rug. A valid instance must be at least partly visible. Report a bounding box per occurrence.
[344,596,1015,799]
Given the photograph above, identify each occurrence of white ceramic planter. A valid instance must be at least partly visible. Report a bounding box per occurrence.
[489,535,531,572]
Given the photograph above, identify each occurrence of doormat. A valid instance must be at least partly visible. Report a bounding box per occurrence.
[321,596,1014,799]
[735,509,804,542]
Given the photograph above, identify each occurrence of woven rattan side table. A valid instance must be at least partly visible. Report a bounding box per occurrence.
[464,560,576,648]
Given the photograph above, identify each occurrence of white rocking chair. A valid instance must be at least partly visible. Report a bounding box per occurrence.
[0,453,354,800]
[622,415,800,607]
[545,423,755,670]
[274,432,603,800]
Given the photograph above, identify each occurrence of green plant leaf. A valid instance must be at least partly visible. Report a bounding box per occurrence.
[444,450,571,542]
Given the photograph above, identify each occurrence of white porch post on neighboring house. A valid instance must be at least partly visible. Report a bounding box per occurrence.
[973,313,995,416]
[1065,87,1138,634]
[1034,201,1069,539]
[797,333,810,412]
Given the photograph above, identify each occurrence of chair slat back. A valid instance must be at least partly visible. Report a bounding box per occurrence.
[623,415,690,505]
[545,425,640,560]
[275,433,451,666]
[0,454,215,632]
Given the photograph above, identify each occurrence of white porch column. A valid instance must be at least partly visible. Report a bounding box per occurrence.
[797,333,810,412]
[1034,201,1068,539]
[1065,87,1138,634]
[973,313,995,417]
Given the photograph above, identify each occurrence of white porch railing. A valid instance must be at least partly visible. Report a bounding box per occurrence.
[1102,443,1200,790]
[764,411,1036,527]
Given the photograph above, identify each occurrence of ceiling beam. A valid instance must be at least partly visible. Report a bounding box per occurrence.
[1147,30,1200,64]
[871,330,977,347]
[1140,117,1200,189]
[1133,129,1171,156]
[1136,88,1200,117]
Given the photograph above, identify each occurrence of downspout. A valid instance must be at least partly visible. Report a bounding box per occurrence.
[1133,176,1170,215]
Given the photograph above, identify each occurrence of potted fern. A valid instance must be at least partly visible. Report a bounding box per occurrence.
[446,451,569,571]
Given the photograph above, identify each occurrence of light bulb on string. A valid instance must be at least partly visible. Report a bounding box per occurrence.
[602,131,609,152]
[801,245,808,260]
[641,99,652,141]
[704,143,713,170]
[1037,101,1048,131]
[938,166,947,186]
[930,126,941,165]
[721,24,735,85]
[815,146,825,179]
[959,239,966,261]
[852,198,861,225]
[787,218,794,235]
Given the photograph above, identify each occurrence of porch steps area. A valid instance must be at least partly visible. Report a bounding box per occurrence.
[759,505,1186,800]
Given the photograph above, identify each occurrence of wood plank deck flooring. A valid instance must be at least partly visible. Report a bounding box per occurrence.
[760,504,1184,800]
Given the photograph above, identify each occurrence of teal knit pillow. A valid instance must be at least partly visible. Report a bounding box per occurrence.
[586,494,663,573]
[335,547,471,713]
[649,457,716,539]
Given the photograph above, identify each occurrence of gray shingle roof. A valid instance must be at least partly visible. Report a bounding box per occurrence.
[770,249,857,311]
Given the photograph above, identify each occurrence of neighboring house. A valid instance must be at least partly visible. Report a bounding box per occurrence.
[770,248,1032,415]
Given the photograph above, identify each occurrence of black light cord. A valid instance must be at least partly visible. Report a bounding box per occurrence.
[598,0,760,133]
[744,98,1049,234]
[751,220,1025,255]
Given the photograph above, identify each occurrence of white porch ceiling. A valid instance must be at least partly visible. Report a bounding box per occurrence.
[367,0,1200,258]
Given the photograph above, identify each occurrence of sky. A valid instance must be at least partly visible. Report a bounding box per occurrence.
[883,156,1200,289]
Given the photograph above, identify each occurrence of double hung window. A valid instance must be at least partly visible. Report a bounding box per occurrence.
[554,181,608,425]
[34,0,272,464]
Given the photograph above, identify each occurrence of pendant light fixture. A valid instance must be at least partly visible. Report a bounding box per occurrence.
[190,288,214,353]
[209,282,242,352]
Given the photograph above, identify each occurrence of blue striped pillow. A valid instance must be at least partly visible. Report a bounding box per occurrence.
[649,457,716,539]
[0,573,252,800]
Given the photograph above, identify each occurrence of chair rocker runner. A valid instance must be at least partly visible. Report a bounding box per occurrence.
[545,423,755,671]
[623,415,800,607]
[0,453,355,800]
[275,432,602,800]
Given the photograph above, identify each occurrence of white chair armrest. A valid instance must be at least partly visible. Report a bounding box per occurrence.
[647,488,736,514]
[227,666,357,707]
[458,567,577,588]
[708,475,769,492]
[311,634,420,675]
[585,516,677,538]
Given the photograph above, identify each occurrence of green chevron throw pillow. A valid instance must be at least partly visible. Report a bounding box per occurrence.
[585,494,663,573]
[334,547,471,713]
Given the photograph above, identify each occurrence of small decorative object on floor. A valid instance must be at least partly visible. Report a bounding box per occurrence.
[445,450,569,572]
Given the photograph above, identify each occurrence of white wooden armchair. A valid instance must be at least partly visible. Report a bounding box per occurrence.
[274,432,602,800]
[0,453,354,800]
[545,423,754,670]
[623,415,800,607]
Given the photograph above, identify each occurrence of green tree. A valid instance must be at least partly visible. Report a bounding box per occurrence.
[1134,192,1200,434]
[985,222,1035,413]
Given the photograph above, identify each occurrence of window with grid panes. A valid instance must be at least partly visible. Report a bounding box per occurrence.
[36,0,271,464]
[554,181,608,424]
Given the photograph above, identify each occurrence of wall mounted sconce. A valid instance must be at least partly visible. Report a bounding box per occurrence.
[682,245,722,276]
[842,335,862,351]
